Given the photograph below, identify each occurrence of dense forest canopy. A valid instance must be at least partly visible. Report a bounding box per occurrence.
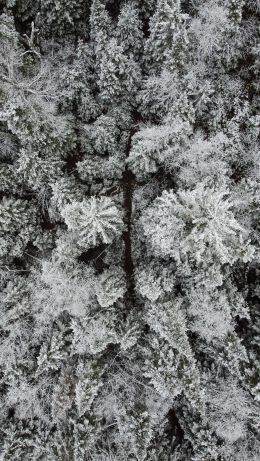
[0,0,259,460]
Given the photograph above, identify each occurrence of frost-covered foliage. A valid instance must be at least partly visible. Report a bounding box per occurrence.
[0,1,259,460]
[141,183,254,265]
[61,196,123,247]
